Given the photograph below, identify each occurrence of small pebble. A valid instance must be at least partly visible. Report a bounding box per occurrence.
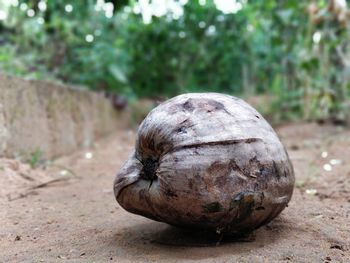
[330,159,341,165]
[321,151,328,158]
[330,244,343,250]
[59,170,68,176]
[85,152,93,159]
[305,189,317,195]
[323,164,332,172]
[290,144,299,150]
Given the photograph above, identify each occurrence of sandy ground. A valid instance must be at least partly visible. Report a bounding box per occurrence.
[1,122,349,263]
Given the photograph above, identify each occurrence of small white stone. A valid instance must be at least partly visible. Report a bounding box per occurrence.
[59,170,68,176]
[85,152,93,159]
[305,189,317,195]
[330,159,341,165]
[323,163,332,171]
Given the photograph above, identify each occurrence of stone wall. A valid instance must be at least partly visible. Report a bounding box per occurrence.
[0,74,125,159]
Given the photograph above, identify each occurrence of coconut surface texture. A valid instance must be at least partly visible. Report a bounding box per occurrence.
[114,93,294,234]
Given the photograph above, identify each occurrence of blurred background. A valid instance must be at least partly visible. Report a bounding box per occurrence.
[1,0,350,124]
[2,2,350,259]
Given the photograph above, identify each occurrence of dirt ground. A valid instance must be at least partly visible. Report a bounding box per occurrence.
[1,122,349,262]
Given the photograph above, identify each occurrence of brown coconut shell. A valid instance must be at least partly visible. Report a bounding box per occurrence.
[114,93,295,234]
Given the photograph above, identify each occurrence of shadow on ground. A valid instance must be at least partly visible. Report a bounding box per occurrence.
[105,216,299,261]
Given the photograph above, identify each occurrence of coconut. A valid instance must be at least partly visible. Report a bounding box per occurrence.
[114,93,294,234]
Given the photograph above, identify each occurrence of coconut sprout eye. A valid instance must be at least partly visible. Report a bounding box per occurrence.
[140,157,158,181]
[114,93,295,235]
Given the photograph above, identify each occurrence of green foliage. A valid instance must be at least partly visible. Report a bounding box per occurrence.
[120,1,249,97]
[0,0,350,122]
[28,148,43,169]
[0,0,130,93]
[234,0,350,123]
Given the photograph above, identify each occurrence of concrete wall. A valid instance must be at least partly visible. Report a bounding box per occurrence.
[0,74,125,159]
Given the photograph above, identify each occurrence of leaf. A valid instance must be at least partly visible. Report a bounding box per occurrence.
[109,64,128,84]
[277,9,293,24]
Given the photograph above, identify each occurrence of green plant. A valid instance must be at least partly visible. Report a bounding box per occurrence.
[28,148,43,169]
[0,0,349,123]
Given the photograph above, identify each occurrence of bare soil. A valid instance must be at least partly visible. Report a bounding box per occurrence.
[1,122,349,262]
